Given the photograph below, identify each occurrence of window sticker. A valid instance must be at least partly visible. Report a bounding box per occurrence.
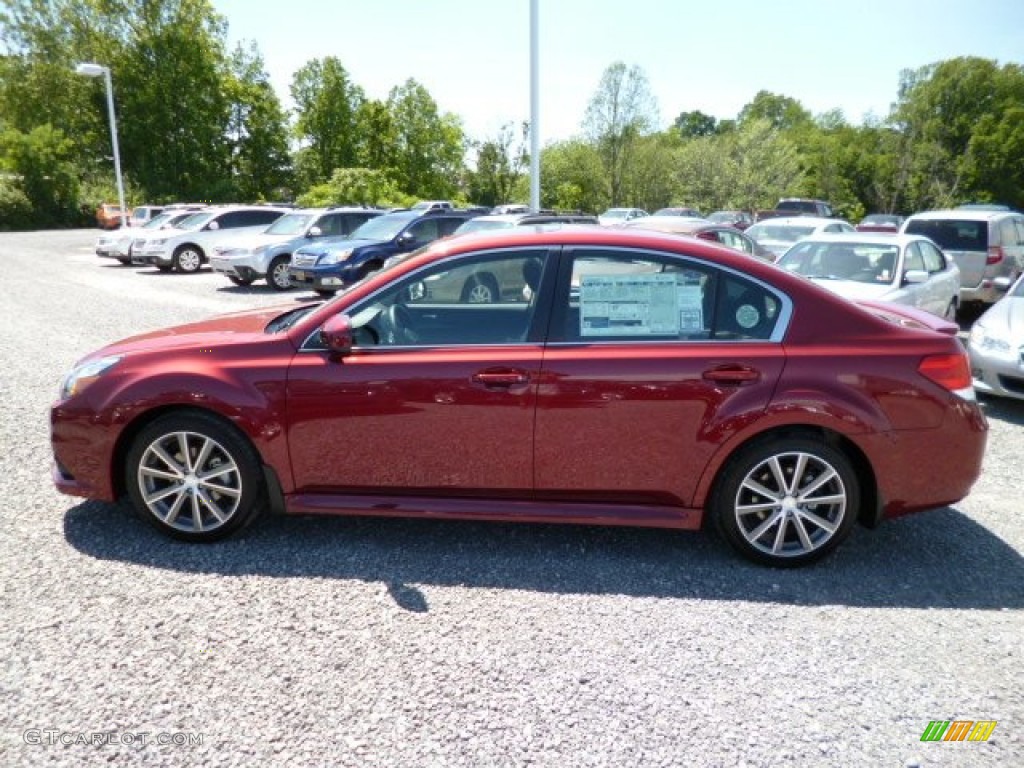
[580,274,702,336]
[736,304,760,329]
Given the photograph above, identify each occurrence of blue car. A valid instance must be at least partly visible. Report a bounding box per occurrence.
[288,209,474,295]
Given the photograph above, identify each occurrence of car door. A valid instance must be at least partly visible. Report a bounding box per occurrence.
[902,241,929,310]
[917,239,956,316]
[533,246,788,513]
[285,247,554,494]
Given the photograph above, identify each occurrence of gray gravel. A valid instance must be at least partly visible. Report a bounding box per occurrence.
[1,229,1022,767]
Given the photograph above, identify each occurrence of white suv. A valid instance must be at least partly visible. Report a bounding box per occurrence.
[132,205,290,273]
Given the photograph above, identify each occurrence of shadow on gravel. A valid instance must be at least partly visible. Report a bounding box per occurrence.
[979,395,1024,426]
[63,500,1024,611]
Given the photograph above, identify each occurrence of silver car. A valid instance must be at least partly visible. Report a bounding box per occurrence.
[777,233,961,320]
[968,273,1024,400]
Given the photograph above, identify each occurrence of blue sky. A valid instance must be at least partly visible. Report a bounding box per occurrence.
[213,0,1024,144]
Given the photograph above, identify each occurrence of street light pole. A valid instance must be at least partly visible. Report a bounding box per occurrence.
[76,62,127,228]
[529,0,540,212]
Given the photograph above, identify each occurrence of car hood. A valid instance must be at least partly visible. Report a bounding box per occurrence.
[297,237,383,255]
[808,279,894,302]
[90,305,298,359]
[220,232,295,251]
[978,296,1024,338]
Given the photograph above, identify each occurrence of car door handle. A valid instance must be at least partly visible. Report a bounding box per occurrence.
[472,370,530,388]
[702,365,760,385]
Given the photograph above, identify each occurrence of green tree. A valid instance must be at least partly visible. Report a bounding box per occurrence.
[738,90,812,132]
[355,98,398,173]
[387,79,466,198]
[468,122,529,207]
[583,61,658,206]
[226,42,292,201]
[539,139,606,213]
[673,110,718,139]
[0,123,79,225]
[296,167,410,208]
[291,57,365,188]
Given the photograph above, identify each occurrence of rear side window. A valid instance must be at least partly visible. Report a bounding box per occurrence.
[554,250,781,342]
[905,219,988,251]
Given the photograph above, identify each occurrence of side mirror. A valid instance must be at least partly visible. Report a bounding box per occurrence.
[307,226,323,238]
[206,220,220,231]
[903,269,928,285]
[319,314,354,356]
[396,232,415,248]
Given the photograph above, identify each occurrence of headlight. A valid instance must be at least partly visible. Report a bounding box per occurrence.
[59,355,122,399]
[969,324,1012,355]
[321,249,354,265]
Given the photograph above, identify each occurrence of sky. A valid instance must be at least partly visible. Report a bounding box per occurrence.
[212,0,1024,145]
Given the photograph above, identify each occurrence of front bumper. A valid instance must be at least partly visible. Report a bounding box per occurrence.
[970,345,1024,400]
[286,265,352,292]
[210,255,266,281]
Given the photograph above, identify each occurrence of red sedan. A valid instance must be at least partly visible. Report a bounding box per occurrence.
[51,227,987,566]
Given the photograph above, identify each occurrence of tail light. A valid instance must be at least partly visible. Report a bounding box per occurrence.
[986,245,1004,265]
[919,353,972,392]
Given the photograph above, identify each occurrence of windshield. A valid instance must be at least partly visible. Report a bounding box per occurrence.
[746,223,816,242]
[174,211,214,230]
[454,218,516,235]
[266,213,315,236]
[601,209,630,219]
[904,219,987,251]
[143,213,173,229]
[350,212,417,241]
[779,241,899,283]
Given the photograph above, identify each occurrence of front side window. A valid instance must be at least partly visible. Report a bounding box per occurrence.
[919,240,946,273]
[335,250,549,348]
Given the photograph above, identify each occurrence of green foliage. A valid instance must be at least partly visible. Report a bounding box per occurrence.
[0,123,80,226]
[738,90,813,132]
[673,110,718,139]
[291,57,365,188]
[0,179,34,231]
[387,79,466,199]
[583,61,659,205]
[295,168,412,209]
[540,140,607,213]
[467,122,529,207]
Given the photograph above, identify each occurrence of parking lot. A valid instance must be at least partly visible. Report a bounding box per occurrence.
[2,229,1022,766]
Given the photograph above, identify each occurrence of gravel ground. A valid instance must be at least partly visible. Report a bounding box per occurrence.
[1,229,1021,767]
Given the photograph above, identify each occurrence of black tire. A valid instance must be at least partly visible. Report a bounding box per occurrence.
[172,244,204,273]
[711,436,859,567]
[460,272,500,303]
[124,411,266,542]
[156,264,173,273]
[315,289,336,298]
[267,256,293,291]
[228,275,254,286]
[116,256,132,265]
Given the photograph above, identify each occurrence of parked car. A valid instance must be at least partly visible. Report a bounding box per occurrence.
[856,214,904,233]
[96,210,202,265]
[598,207,648,226]
[128,205,166,227]
[901,208,1024,309]
[707,210,754,230]
[756,198,835,222]
[454,211,599,236]
[209,207,383,290]
[411,200,454,212]
[288,209,475,295]
[625,215,775,260]
[776,233,961,320]
[745,216,856,259]
[653,207,703,218]
[491,204,530,215]
[52,227,986,567]
[132,205,289,273]
[96,203,129,230]
[968,272,1024,401]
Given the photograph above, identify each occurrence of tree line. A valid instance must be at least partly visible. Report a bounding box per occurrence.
[1,0,1022,230]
